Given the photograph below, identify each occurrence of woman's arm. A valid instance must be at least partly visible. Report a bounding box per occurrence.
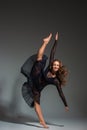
[54,79,69,108]
[57,85,68,107]
[57,84,69,111]
[37,33,52,61]
[49,32,59,65]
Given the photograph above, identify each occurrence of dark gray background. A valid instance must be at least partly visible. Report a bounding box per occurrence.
[0,1,87,121]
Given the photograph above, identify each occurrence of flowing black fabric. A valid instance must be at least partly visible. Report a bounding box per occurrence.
[22,82,34,107]
[21,54,38,78]
[21,54,48,108]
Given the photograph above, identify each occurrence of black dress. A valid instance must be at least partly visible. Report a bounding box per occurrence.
[21,40,68,108]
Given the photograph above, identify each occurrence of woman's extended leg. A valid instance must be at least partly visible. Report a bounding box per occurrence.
[37,33,52,61]
[34,101,49,128]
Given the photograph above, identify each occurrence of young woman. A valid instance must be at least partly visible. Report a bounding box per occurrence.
[21,32,69,128]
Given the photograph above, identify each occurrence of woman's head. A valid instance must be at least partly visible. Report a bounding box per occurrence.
[50,59,62,73]
[50,59,68,86]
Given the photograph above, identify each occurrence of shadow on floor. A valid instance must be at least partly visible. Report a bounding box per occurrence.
[0,105,64,128]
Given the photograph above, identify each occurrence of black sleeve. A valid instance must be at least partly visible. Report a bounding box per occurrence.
[49,40,58,66]
[54,79,68,107]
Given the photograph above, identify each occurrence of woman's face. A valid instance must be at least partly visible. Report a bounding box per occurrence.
[52,61,60,72]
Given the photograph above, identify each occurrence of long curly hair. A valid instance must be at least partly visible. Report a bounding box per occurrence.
[50,59,69,86]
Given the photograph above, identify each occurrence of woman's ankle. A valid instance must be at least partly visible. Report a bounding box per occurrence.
[40,121,49,128]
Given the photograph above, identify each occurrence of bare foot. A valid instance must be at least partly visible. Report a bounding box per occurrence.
[40,121,49,128]
[43,33,52,44]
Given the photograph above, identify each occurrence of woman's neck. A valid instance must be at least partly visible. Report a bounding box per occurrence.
[51,69,56,75]
[47,71,56,78]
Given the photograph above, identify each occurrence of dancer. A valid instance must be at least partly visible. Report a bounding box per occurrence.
[21,32,69,128]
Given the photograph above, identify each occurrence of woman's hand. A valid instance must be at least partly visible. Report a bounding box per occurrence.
[65,106,69,112]
[43,33,52,44]
[55,32,59,40]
